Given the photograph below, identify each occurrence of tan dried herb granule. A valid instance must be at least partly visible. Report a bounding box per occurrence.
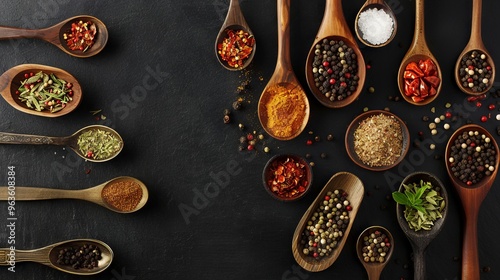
[353,113,403,167]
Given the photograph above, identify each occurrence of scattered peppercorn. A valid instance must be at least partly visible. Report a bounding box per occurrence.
[368,87,375,93]
[327,134,334,141]
[305,153,312,159]
[315,136,321,142]
[320,153,327,159]
[223,115,230,124]
[232,100,242,110]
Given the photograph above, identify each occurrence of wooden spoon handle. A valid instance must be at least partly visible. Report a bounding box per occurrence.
[224,0,245,27]
[462,211,480,280]
[0,26,41,40]
[412,246,426,280]
[0,132,67,146]
[0,187,81,200]
[469,0,483,44]
[276,0,292,70]
[0,248,50,265]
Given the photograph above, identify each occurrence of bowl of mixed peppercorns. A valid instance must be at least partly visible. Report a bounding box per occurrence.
[262,154,312,202]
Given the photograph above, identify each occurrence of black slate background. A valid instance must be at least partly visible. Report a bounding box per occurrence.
[0,0,500,279]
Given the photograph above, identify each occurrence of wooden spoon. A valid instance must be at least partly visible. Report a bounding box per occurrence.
[397,0,442,105]
[214,0,256,70]
[356,226,394,280]
[292,172,364,272]
[0,125,123,162]
[0,64,82,117]
[304,0,366,108]
[454,0,495,95]
[0,176,148,213]
[0,239,113,275]
[257,0,309,140]
[445,124,499,280]
[396,172,448,280]
[354,0,397,47]
[0,15,108,58]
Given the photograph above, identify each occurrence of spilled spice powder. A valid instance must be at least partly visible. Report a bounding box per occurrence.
[102,180,143,212]
[259,84,308,139]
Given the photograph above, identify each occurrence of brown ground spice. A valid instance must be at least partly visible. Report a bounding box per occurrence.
[102,180,143,212]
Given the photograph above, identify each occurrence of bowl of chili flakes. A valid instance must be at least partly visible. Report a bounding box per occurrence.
[262,154,312,201]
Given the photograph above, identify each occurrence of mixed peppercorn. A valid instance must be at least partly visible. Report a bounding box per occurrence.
[360,229,391,263]
[448,130,496,186]
[300,189,352,260]
[458,50,493,93]
[311,39,359,102]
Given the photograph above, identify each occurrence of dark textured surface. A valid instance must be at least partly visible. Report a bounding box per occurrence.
[0,0,499,279]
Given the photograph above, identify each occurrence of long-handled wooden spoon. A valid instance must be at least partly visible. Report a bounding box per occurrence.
[0,15,107,58]
[0,239,112,275]
[257,0,309,140]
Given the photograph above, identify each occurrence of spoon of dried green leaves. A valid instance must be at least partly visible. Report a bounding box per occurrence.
[0,125,123,162]
[393,172,448,280]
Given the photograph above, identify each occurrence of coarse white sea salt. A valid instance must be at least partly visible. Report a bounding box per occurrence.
[357,8,394,45]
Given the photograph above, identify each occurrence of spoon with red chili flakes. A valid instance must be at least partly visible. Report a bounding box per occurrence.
[215,0,256,70]
[263,154,312,201]
[0,15,108,58]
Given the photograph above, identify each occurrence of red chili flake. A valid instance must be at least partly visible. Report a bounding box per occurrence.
[85,168,92,174]
[476,101,482,108]
[217,29,255,68]
[481,115,488,122]
[63,20,97,52]
[306,140,313,145]
[267,157,309,199]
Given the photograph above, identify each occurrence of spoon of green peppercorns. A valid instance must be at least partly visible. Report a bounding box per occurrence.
[0,239,113,275]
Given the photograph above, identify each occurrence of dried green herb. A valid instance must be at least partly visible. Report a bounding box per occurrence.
[77,129,122,160]
[17,71,73,113]
[392,180,445,231]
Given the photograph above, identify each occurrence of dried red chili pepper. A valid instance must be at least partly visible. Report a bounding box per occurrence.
[63,20,97,52]
[403,59,440,102]
[217,29,255,68]
[267,157,308,199]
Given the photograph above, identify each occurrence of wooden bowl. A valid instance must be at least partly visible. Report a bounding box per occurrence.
[262,154,312,202]
[345,110,410,171]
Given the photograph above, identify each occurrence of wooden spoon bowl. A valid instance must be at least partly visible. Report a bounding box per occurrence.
[397,0,441,105]
[257,0,309,140]
[305,0,366,108]
[292,172,364,272]
[214,0,256,71]
[397,172,448,280]
[454,0,495,95]
[356,226,394,280]
[0,64,82,117]
[445,124,498,279]
[354,0,397,48]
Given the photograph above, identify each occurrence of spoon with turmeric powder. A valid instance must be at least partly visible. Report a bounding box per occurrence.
[0,176,148,213]
[257,0,309,141]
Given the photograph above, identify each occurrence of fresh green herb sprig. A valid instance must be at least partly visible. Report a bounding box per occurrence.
[392,180,445,231]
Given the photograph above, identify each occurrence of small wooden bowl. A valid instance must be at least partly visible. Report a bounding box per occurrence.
[262,154,312,202]
[345,110,410,171]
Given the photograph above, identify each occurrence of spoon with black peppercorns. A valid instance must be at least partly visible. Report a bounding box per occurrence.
[0,15,108,58]
[0,176,148,213]
[445,124,499,280]
[454,0,495,95]
[0,239,113,275]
